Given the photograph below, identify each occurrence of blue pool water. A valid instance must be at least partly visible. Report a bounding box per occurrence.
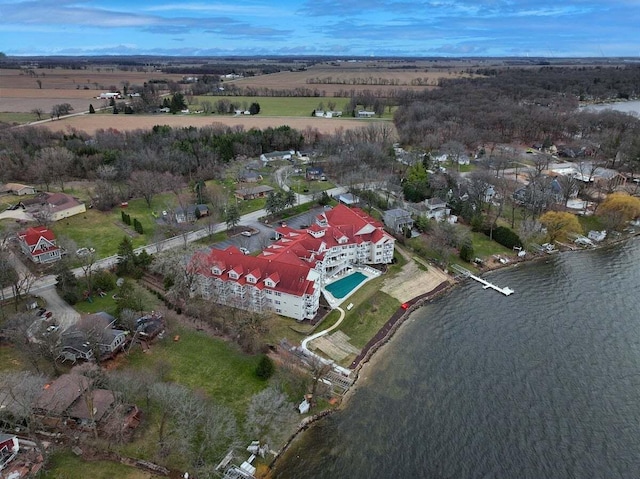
[324,272,367,299]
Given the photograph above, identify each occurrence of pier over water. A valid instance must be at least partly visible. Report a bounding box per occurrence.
[451,265,514,295]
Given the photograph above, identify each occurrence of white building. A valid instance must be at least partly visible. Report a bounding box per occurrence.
[190,205,395,320]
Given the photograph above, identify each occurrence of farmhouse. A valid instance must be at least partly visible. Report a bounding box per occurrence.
[190,204,395,320]
[97,92,121,100]
[1,182,36,196]
[17,226,61,264]
[23,192,86,221]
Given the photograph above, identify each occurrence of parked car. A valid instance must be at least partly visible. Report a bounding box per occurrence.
[240,231,253,237]
[239,247,250,255]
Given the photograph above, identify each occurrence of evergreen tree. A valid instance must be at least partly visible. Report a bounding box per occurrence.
[255,355,275,380]
[116,236,137,276]
[249,102,261,115]
[170,92,187,113]
[89,103,95,114]
[224,204,241,230]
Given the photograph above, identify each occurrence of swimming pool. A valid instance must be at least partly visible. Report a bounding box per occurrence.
[325,272,367,299]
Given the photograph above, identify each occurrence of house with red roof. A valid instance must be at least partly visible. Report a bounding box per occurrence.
[190,205,395,320]
[17,226,61,264]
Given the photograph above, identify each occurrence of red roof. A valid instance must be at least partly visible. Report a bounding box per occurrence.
[193,247,316,297]
[18,226,55,247]
[191,205,393,300]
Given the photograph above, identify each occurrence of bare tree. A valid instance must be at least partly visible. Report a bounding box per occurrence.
[50,103,73,119]
[77,246,98,296]
[0,371,49,457]
[245,387,297,448]
[34,146,75,191]
[31,108,43,120]
[129,170,163,208]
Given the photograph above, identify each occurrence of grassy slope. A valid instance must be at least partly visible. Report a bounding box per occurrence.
[124,325,265,417]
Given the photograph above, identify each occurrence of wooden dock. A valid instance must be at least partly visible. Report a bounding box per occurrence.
[451,265,514,296]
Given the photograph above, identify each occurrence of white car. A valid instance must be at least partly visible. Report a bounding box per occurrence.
[239,247,250,255]
[240,231,253,237]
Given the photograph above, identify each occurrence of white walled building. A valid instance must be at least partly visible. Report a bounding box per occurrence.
[190,205,395,321]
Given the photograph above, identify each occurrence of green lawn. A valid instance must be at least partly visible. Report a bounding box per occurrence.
[0,112,41,125]
[124,326,266,417]
[41,451,154,479]
[336,276,401,351]
[191,96,338,117]
[470,231,513,258]
[52,193,183,258]
[287,175,335,195]
[190,95,397,119]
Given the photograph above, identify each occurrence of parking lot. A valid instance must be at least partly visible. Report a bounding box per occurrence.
[211,207,325,254]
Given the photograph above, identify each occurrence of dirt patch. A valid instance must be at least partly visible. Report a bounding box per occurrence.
[40,113,391,136]
[381,256,451,303]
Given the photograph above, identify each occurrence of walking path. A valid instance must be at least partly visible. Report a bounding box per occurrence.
[300,307,351,376]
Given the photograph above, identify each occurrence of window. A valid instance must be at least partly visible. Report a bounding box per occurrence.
[275,291,282,297]
[275,300,281,305]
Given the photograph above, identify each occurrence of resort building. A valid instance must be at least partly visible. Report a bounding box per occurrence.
[190,204,395,321]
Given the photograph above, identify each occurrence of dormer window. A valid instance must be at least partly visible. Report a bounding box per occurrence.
[247,275,256,284]
[229,271,239,280]
[212,267,221,275]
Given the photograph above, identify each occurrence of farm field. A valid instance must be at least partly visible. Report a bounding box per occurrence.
[227,61,474,95]
[0,67,185,114]
[40,113,392,136]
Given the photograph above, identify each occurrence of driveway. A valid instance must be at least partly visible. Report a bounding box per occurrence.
[35,287,81,331]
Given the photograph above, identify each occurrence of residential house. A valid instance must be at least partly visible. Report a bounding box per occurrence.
[306,166,326,181]
[235,185,274,200]
[34,372,123,431]
[190,204,395,321]
[384,208,414,234]
[135,312,165,340]
[424,198,451,221]
[23,192,86,221]
[175,204,209,223]
[17,226,61,264]
[0,433,19,472]
[260,150,295,163]
[314,110,342,118]
[59,312,127,362]
[238,170,261,183]
[1,183,36,196]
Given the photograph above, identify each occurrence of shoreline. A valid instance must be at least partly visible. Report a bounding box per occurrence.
[269,233,640,473]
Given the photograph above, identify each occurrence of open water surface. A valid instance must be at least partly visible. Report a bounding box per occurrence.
[274,238,640,478]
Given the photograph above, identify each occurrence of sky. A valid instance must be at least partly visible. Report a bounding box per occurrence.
[0,0,639,58]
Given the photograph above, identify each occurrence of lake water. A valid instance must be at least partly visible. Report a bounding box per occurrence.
[273,238,640,479]
[581,100,640,116]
